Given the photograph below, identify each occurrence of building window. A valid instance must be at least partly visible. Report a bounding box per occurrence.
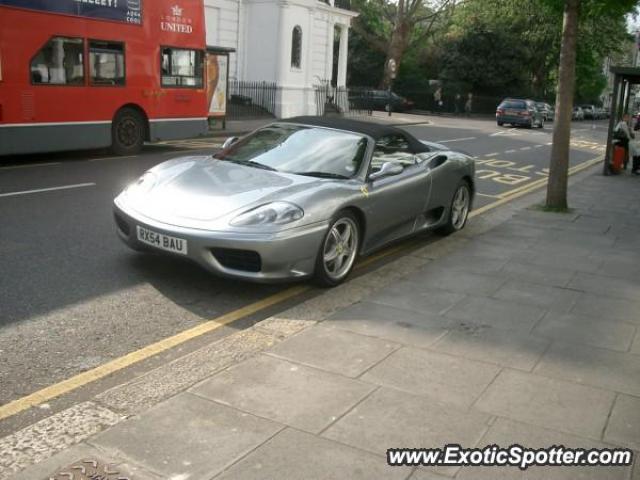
[89,41,125,86]
[31,37,84,85]
[291,26,302,69]
[161,47,204,88]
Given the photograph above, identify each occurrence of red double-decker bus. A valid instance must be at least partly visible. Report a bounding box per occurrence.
[0,0,209,156]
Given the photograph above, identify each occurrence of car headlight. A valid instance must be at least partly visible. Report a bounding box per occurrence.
[230,202,304,227]
[126,172,157,194]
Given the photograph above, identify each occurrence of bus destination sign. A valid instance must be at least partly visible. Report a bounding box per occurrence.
[0,0,143,25]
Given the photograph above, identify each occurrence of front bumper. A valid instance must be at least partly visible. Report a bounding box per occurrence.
[113,201,328,282]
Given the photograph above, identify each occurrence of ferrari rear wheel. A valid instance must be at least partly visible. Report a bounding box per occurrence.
[437,181,471,236]
[314,211,360,287]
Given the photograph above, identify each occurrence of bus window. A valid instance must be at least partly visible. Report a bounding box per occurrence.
[89,41,125,86]
[30,37,84,85]
[161,47,203,88]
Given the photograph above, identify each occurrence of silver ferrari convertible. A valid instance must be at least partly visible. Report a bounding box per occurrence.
[113,117,475,286]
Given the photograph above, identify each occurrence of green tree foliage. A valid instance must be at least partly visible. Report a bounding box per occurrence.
[349,0,458,87]
[574,45,608,103]
[438,29,532,97]
[347,22,386,86]
[541,0,637,209]
[348,0,636,104]
[439,0,562,101]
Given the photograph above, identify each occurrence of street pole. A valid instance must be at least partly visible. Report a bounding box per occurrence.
[386,59,396,117]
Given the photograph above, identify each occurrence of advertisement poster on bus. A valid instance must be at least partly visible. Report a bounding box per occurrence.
[0,0,143,25]
[207,53,228,117]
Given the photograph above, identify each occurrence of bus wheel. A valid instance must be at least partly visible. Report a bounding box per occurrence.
[112,108,145,155]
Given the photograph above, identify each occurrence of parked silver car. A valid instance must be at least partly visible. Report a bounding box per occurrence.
[572,106,585,121]
[113,117,475,286]
[580,104,602,120]
[536,102,555,122]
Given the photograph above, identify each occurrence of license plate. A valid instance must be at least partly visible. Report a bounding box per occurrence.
[506,109,519,115]
[136,226,188,255]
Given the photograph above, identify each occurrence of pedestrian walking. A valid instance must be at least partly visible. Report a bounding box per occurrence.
[464,93,473,116]
[631,141,640,175]
[629,125,640,174]
[454,93,462,115]
[434,87,443,113]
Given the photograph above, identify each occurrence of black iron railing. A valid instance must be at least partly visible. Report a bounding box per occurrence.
[227,80,277,119]
[314,82,373,117]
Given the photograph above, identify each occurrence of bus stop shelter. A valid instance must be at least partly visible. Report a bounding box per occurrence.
[604,66,640,174]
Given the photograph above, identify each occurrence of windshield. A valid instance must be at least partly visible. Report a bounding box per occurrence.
[214,124,368,178]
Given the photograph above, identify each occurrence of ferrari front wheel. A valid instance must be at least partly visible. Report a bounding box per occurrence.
[314,211,360,287]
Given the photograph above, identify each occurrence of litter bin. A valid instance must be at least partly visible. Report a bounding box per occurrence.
[612,141,626,173]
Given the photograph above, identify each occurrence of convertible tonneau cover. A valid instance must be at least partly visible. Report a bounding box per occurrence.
[280,116,431,153]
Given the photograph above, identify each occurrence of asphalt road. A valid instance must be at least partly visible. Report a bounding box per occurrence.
[0,117,609,408]
[400,117,608,206]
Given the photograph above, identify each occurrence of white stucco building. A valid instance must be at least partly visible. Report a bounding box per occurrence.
[204,0,357,117]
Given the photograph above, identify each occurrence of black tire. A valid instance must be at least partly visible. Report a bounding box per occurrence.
[112,108,145,155]
[497,121,504,126]
[436,180,471,236]
[314,210,360,288]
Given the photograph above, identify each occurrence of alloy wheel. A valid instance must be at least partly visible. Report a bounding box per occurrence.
[322,217,359,281]
[451,185,470,230]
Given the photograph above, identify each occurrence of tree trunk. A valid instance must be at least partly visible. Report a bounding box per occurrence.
[381,22,409,88]
[546,0,580,209]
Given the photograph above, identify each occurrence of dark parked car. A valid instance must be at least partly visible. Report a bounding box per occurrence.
[350,90,414,112]
[496,98,545,128]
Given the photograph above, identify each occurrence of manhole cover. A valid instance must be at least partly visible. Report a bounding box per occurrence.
[47,458,130,480]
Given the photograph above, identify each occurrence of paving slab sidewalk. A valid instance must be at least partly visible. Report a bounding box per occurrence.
[5,170,640,480]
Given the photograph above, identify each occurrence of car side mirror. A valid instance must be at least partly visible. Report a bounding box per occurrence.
[222,136,239,149]
[369,162,404,181]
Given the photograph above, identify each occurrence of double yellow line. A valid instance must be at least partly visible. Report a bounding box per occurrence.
[0,238,413,422]
[0,156,603,423]
[471,156,602,218]
[0,287,308,421]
